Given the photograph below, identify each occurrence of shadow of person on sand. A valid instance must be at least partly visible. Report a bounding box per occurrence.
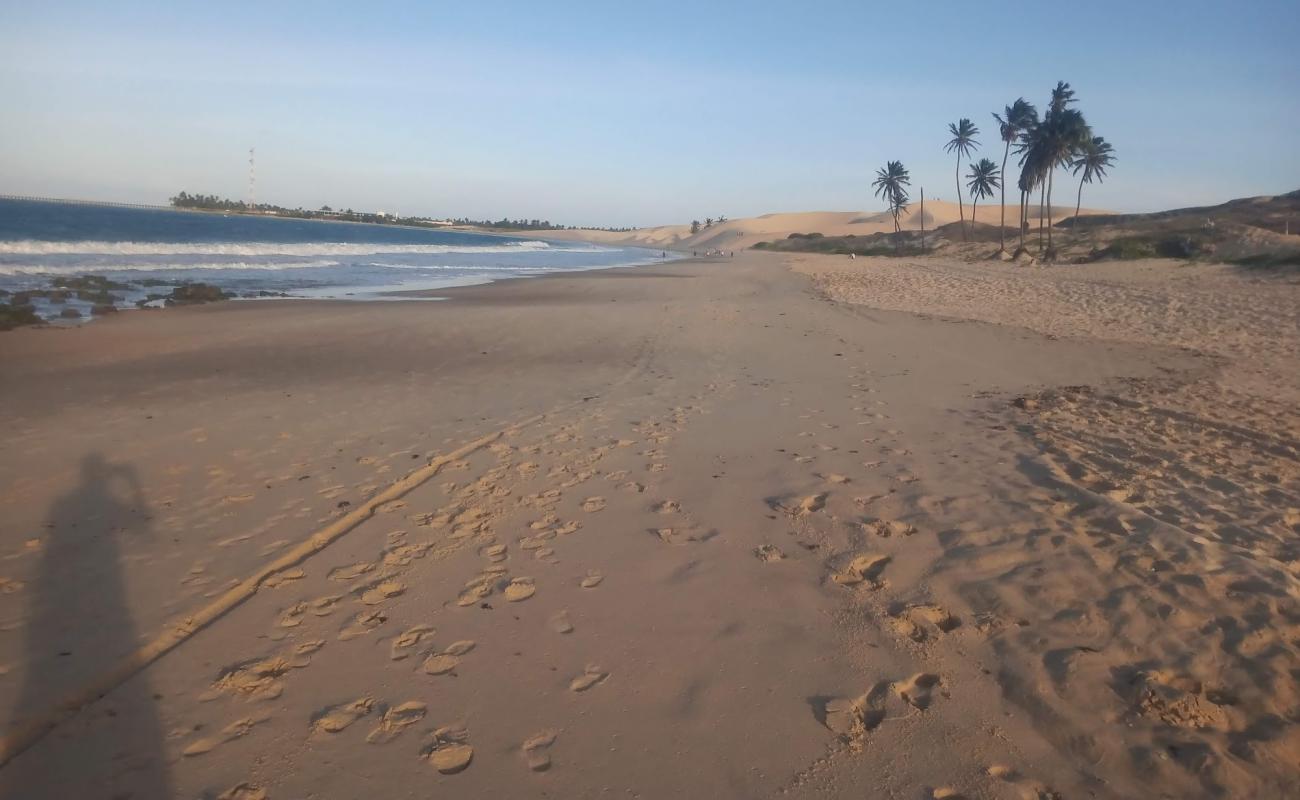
[4,453,171,799]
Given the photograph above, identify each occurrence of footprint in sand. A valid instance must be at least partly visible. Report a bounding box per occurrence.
[754,544,786,562]
[894,673,943,710]
[339,609,387,641]
[580,571,604,589]
[360,579,407,605]
[549,610,574,634]
[652,527,715,546]
[822,683,889,740]
[864,519,915,537]
[390,625,435,660]
[329,561,377,582]
[504,577,537,602]
[890,604,960,641]
[261,568,305,588]
[425,725,474,774]
[831,554,890,587]
[653,500,681,514]
[366,701,427,744]
[457,572,505,606]
[816,473,850,484]
[203,654,306,702]
[649,463,667,473]
[312,697,375,734]
[521,730,559,771]
[581,496,607,513]
[569,665,609,692]
[216,783,267,800]
[619,481,646,493]
[423,641,476,675]
[775,493,826,517]
[182,714,271,756]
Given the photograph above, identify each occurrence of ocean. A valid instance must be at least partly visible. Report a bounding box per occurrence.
[0,198,667,321]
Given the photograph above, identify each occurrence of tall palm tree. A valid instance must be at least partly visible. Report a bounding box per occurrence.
[944,119,979,241]
[1019,82,1090,257]
[1012,106,1042,253]
[992,99,1037,253]
[965,158,1001,236]
[872,160,911,234]
[1070,136,1115,228]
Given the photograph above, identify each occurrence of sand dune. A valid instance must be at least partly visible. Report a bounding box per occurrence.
[546,200,1111,251]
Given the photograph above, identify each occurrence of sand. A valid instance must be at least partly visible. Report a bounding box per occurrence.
[0,250,1296,799]
[543,200,1110,252]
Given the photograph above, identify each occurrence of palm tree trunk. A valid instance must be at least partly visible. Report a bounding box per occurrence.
[955,153,966,242]
[999,142,1009,251]
[1046,170,1055,253]
[920,187,926,252]
[971,197,978,239]
[1018,189,1026,251]
[1074,176,1085,230]
[1038,184,1046,253]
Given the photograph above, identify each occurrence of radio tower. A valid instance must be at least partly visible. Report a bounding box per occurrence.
[247,147,256,211]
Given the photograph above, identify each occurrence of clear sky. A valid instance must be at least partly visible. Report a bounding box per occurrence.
[2,0,1298,227]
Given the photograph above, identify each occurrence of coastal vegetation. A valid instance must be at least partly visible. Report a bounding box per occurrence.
[965,159,1001,234]
[169,191,636,233]
[871,161,911,234]
[992,99,1037,253]
[862,82,1118,262]
[944,119,980,241]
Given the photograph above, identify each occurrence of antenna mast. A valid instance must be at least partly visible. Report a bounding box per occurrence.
[248,147,256,211]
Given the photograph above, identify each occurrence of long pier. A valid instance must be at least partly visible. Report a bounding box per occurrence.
[0,194,177,211]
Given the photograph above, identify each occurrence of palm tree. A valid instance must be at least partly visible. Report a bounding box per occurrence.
[944,119,979,241]
[1070,136,1115,228]
[872,160,911,234]
[965,159,1001,237]
[992,99,1037,253]
[1018,82,1090,257]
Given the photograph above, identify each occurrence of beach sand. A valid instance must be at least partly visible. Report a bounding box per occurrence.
[0,250,1297,799]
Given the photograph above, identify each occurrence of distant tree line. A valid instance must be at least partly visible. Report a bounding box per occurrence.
[690,216,728,234]
[170,192,449,229]
[169,192,638,233]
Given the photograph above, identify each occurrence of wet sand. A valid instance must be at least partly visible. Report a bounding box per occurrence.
[0,251,1296,798]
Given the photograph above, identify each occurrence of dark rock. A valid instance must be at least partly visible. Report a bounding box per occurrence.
[48,290,68,303]
[0,302,41,330]
[90,303,119,315]
[52,274,131,292]
[59,307,82,319]
[168,283,232,305]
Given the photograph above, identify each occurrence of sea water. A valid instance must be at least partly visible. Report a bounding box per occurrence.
[0,199,667,320]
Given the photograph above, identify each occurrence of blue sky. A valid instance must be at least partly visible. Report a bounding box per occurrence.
[2,0,1297,227]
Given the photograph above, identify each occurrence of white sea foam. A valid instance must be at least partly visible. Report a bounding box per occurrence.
[0,260,344,276]
[0,239,608,257]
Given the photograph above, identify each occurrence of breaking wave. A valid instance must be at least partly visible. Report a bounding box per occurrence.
[0,239,609,257]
